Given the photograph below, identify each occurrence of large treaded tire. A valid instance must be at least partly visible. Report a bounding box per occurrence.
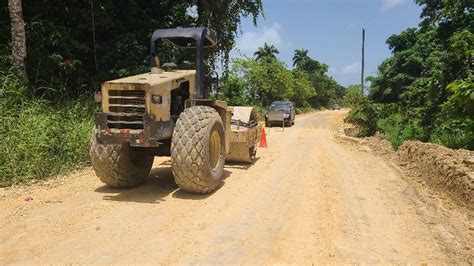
[171,106,225,193]
[90,129,154,188]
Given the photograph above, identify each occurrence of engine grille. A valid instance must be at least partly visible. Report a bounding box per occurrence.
[107,89,146,130]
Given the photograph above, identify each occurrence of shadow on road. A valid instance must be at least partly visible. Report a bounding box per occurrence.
[266,126,288,133]
[95,165,178,204]
[224,157,260,170]
[95,166,234,203]
[171,169,232,200]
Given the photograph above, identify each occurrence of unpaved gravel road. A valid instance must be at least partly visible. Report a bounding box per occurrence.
[0,110,471,264]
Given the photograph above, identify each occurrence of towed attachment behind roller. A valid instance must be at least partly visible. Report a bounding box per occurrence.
[226,107,261,163]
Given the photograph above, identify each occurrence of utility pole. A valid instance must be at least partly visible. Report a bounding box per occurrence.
[360,28,365,97]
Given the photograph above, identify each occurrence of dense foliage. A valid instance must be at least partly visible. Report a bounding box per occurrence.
[217,44,345,113]
[0,0,263,98]
[347,0,473,150]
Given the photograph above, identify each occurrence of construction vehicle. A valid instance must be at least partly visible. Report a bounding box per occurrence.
[90,27,261,193]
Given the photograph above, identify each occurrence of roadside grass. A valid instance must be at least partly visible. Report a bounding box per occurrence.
[0,74,97,187]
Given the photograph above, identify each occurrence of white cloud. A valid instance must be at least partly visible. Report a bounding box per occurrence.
[235,23,283,56]
[342,62,360,75]
[381,0,405,12]
[328,62,361,87]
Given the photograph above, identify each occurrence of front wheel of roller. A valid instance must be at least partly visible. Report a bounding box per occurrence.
[90,128,154,188]
[171,106,226,193]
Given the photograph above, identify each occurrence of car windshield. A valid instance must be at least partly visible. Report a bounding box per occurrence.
[270,103,290,111]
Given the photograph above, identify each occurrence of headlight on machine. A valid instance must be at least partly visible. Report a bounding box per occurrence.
[283,113,290,118]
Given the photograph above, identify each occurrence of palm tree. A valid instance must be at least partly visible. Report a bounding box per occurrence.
[254,43,279,60]
[292,49,309,67]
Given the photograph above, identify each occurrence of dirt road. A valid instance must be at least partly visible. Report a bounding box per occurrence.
[0,110,471,264]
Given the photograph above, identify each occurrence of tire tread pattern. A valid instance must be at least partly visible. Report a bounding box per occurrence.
[90,130,153,188]
[171,106,223,193]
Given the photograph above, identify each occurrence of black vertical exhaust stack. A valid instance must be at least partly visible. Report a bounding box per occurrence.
[149,27,217,99]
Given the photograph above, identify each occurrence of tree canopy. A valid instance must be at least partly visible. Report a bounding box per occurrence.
[0,0,263,98]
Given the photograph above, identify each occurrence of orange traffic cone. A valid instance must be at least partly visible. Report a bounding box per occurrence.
[259,127,268,148]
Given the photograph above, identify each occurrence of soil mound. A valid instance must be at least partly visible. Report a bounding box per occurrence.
[397,141,473,207]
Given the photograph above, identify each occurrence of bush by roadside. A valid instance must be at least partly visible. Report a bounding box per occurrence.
[345,99,473,150]
[0,73,96,187]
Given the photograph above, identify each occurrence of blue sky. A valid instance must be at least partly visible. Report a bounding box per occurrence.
[231,0,423,87]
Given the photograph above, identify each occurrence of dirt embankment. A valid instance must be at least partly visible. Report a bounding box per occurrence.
[361,137,474,208]
[397,141,473,207]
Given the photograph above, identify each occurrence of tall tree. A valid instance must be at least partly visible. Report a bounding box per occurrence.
[292,49,308,67]
[8,0,27,81]
[254,43,279,60]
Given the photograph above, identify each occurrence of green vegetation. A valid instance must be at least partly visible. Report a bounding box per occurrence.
[341,85,362,107]
[1,1,264,93]
[346,1,473,150]
[0,71,96,186]
[216,44,345,113]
